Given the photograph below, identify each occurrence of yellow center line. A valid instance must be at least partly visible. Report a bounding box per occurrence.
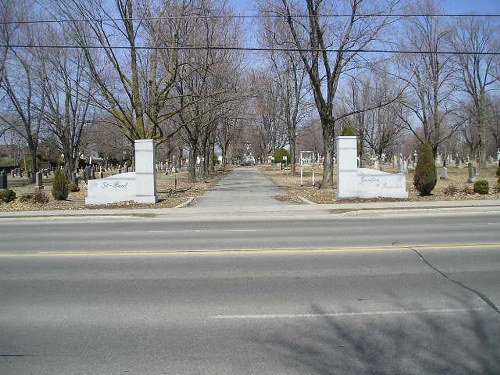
[0,243,499,257]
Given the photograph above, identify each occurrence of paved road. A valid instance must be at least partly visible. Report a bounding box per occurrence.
[1,167,500,374]
[1,247,499,375]
[0,213,499,253]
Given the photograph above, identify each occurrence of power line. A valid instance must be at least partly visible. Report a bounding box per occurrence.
[0,13,499,26]
[1,44,498,55]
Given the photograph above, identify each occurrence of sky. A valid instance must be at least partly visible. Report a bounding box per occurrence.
[228,0,500,14]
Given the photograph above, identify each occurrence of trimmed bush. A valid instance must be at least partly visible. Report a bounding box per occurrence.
[273,148,291,165]
[52,168,69,200]
[413,142,437,196]
[68,183,80,192]
[0,189,16,203]
[473,180,489,195]
[341,126,356,136]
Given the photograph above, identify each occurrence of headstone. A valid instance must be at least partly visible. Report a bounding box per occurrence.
[440,167,448,180]
[436,153,443,166]
[71,172,79,185]
[0,170,7,189]
[467,162,475,183]
[373,160,380,170]
[35,171,44,189]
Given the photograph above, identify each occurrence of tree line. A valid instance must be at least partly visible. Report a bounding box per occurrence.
[0,0,498,188]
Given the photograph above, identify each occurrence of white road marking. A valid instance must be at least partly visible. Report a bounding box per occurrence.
[211,308,485,320]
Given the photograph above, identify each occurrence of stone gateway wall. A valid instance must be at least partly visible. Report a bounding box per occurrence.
[85,139,157,205]
[336,136,408,200]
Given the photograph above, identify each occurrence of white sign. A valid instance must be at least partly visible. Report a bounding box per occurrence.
[86,139,158,205]
[336,136,408,199]
[300,151,314,166]
[85,172,136,204]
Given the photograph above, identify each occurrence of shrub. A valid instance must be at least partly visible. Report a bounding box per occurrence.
[442,184,458,196]
[19,190,50,204]
[273,148,291,165]
[68,183,80,192]
[0,189,16,203]
[341,126,356,136]
[473,180,489,195]
[413,142,437,196]
[461,185,474,195]
[52,168,69,200]
[496,166,500,177]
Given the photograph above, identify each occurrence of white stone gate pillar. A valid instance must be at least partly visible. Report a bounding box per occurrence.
[135,139,157,203]
[336,136,358,199]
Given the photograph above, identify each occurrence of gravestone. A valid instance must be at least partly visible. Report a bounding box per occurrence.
[440,167,448,180]
[0,170,7,189]
[71,172,79,185]
[467,162,475,183]
[35,171,44,189]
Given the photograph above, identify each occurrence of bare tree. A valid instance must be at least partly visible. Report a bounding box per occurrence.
[397,0,460,157]
[176,0,244,182]
[342,72,404,162]
[0,3,45,182]
[251,71,289,163]
[258,7,312,174]
[265,0,400,187]
[55,0,188,143]
[450,16,499,167]
[36,24,97,176]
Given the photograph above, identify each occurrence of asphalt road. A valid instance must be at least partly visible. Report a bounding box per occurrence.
[1,244,499,375]
[1,167,500,374]
[0,211,499,253]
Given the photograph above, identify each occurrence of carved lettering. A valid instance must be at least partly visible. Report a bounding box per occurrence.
[101,181,129,189]
[360,175,380,183]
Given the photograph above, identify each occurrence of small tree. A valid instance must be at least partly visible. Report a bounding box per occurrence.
[273,148,291,165]
[414,142,437,196]
[52,168,69,200]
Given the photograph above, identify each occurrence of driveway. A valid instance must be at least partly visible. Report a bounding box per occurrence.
[192,167,292,213]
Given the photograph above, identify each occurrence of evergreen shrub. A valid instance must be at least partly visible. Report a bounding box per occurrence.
[0,189,16,203]
[413,142,437,196]
[273,148,291,165]
[473,180,489,195]
[52,168,69,200]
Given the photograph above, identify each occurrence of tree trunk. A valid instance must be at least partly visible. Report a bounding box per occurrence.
[188,146,197,183]
[321,120,335,188]
[290,130,296,175]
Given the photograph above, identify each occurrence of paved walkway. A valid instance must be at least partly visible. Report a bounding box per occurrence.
[192,167,292,212]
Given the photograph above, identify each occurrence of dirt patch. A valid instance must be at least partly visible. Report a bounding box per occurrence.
[0,169,231,212]
[261,164,500,204]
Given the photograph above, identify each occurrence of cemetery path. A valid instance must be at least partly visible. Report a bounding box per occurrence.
[191,167,293,212]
